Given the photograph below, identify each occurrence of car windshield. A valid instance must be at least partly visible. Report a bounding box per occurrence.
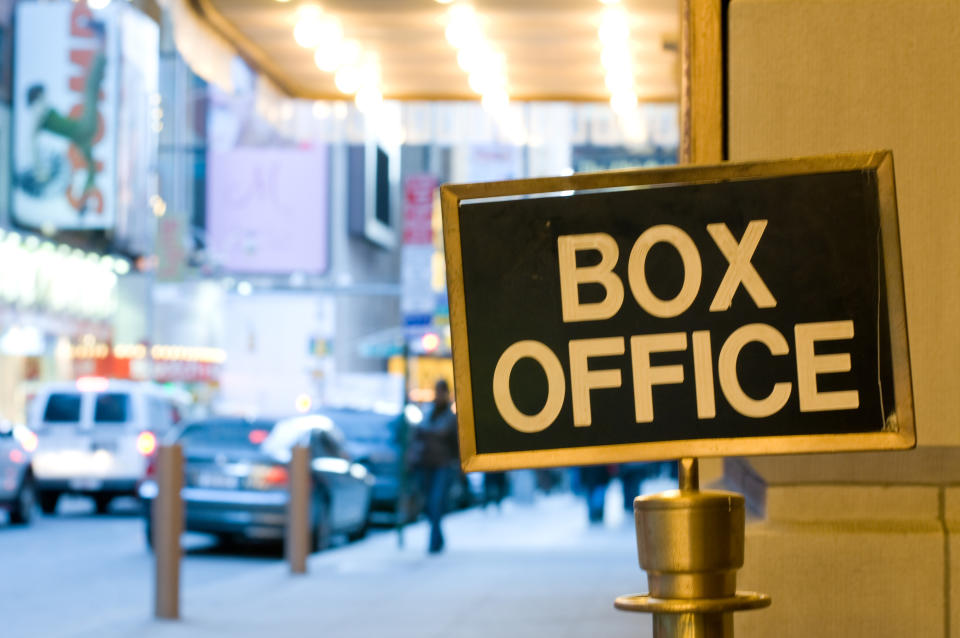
[260,414,335,462]
[44,393,82,423]
[177,419,275,453]
[318,409,397,443]
[94,393,129,423]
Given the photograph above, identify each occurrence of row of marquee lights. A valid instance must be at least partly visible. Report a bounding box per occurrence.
[289,2,384,113]
[0,229,130,320]
[64,337,227,364]
[286,0,642,116]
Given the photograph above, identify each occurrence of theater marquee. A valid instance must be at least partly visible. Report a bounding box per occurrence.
[441,152,915,472]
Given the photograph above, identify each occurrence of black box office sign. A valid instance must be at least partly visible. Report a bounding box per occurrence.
[440,152,915,472]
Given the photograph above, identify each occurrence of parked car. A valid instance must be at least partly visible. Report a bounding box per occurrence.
[316,407,407,520]
[0,422,38,525]
[139,414,374,549]
[28,378,187,514]
[325,404,476,525]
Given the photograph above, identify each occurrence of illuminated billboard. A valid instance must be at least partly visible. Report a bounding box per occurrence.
[206,147,329,274]
[12,1,156,235]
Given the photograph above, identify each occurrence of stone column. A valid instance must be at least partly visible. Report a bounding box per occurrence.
[727,1,960,635]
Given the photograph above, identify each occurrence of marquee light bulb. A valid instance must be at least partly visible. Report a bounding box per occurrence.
[323,39,360,71]
[314,49,337,73]
[457,45,489,73]
[355,85,383,113]
[468,71,494,95]
[610,90,638,114]
[297,4,322,20]
[309,16,343,62]
[293,5,325,48]
[599,8,630,44]
[448,4,475,23]
[335,66,363,94]
[445,6,482,49]
[314,26,349,72]
[481,88,509,113]
[601,43,631,70]
[294,22,321,48]
[605,68,634,92]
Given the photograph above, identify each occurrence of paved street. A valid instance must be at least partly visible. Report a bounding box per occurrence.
[1,482,668,638]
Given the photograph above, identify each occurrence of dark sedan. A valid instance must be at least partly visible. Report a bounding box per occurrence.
[139,415,374,549]
[0,423,37,525]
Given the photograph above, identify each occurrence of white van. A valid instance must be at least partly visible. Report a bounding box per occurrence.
[28,378,188,514]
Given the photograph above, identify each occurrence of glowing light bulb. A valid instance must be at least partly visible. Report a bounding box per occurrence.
[599,8,630,44]
[605,67,634,92]
[293,5,325,48]
[610,90,638,114]
[319,39,360,73]
[335,66,363,94]
[355,85,383,113]
[481,88,509,113]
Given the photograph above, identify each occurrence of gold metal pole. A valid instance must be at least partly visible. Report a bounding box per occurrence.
[154,444,183,620]
[615,463,769,637]
[678,457,699,491]
[286,445,311,574]
[614,6,769,631]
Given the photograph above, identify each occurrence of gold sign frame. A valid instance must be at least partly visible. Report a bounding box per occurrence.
[441,151,915,472]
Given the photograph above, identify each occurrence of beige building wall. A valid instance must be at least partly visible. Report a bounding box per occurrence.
[728,0,960,635]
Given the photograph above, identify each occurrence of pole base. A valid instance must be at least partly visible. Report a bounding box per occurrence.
[614,592,771,614]
[616,592,770,638]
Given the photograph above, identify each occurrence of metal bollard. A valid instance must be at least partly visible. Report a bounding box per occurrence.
[615,458,770,637]
[154,444,183,620]
[286,445,311,574]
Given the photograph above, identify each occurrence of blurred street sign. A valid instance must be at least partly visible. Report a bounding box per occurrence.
[402,174,439,327]
[403,174,436,245]
[440,152,915,472]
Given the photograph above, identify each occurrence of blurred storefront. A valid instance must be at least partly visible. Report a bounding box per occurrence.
[0,229,130,421]
[0,0,162,420]
[0,0,680,420]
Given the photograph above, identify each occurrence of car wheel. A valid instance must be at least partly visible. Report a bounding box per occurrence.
[39,490,60,515]
[94,494,112,515]
[144,518,154,550]
[348,502,371,542]
[9,474,35,525]
[215,533,239,549]
[310,495,332,553]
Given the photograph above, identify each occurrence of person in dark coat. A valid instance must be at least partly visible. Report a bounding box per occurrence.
[411,379,459,553]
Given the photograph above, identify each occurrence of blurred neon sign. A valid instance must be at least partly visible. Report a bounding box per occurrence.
[0,230,123,319]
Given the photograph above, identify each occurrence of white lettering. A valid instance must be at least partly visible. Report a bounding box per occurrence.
[795,320,859,412]
[557,233,625,323]
[493,340,567,433]
[692,330,716,419]
[569,337,625,427]
[627,225,702,318]
[630,332,687,423]
[718,323,792,418]
[707,221,776,311]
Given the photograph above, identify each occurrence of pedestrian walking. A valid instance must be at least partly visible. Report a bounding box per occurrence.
[409,379,459,554]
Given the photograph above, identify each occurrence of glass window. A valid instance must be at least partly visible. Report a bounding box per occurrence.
[94,393,130,423]
[43,393,81,423]
[177,419,274,451]
[316,430,349,460]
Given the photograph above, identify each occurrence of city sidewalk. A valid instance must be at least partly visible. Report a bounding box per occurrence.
[67,487,659,638]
